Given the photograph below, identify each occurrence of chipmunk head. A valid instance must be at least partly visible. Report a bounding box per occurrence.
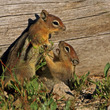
[57,41,79,66]
[40,10,66,33]
[28,10,66,48]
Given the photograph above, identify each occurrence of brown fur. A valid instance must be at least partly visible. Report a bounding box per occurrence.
[37,41,79,89]
[3,10,65,86]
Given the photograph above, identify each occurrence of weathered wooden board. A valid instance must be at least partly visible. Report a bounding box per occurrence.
[0,0,110,75]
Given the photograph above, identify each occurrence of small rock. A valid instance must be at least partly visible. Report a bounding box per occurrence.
[53,82,74,99]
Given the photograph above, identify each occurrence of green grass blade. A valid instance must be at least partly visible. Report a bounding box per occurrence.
[104,63,110,78]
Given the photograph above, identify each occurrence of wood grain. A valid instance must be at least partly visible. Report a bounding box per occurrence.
[0,0,110,75]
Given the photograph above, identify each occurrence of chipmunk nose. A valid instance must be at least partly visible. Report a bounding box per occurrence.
[72,59,79,66]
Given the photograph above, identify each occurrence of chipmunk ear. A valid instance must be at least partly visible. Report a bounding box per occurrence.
[40,10,49,21]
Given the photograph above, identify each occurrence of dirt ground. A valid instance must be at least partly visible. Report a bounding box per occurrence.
[52,75,109,110]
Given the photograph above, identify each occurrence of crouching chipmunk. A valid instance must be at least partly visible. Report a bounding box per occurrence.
[2,10,65,86]
[37,41,79,89]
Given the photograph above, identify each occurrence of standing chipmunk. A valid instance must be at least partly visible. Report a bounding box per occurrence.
[2,10,66,86]
[37,41,79,89]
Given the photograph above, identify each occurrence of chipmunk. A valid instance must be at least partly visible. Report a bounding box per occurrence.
[37,41,79,89]
[3,10,66,86]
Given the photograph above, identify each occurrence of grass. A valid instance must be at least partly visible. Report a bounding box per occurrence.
[0,75,71,110]
[68,72,90,91]
[90,63,110,109]
[0,61,110,109]
[68,63,110,109]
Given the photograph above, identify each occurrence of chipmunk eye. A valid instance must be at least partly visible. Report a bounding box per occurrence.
[64,46,70,53]
[52,20,59,27]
